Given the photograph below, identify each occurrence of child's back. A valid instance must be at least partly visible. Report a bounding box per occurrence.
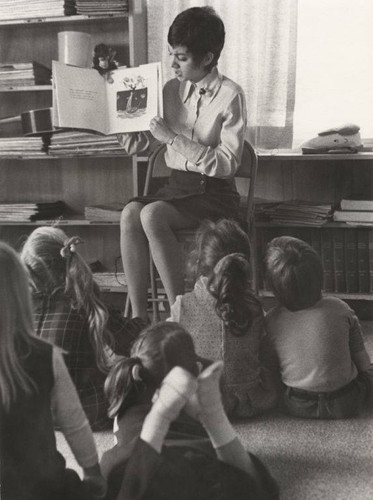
[265,296,361,392]
[264,236,373,419]
[170,219,278,417]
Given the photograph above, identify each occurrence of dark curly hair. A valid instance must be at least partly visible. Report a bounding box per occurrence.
[189,219,262,337]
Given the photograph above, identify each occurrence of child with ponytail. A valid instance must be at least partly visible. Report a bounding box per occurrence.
[0,241,106,500]
[168,218,278,418]
[21,226,147,430]
[101,321,279,500]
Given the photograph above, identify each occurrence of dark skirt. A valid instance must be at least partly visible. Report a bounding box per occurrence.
[131,169,241,223]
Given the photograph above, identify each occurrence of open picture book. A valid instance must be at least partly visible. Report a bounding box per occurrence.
[52,61,162,135]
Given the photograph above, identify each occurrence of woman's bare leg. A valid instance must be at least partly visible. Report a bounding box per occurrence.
[120,201,149,320]
[140,201,196,305]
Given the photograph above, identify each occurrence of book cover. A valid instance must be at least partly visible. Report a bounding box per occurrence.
[332,228,346,293]
[344,230,358,293]
[340,198,373,211]
[52,61,162,135]
[320,229,334,292]
[333,210,373,223]
[357,229,370,293]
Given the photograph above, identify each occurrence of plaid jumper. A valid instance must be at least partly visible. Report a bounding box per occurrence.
[32,287,145,430]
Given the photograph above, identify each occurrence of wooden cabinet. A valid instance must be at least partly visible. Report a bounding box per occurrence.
[255,151,373,303]
[0,1,148,291]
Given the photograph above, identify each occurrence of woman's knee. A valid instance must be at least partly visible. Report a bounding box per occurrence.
[140,202,170,236]
[120,202,143,232]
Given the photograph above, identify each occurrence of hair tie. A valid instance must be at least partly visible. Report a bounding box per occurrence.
[60,236,84,259]
[131,357,143,381]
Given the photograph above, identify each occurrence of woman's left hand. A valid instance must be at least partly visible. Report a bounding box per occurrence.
[149,116,176,144]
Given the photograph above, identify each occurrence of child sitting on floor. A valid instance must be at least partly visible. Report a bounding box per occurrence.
[0,241,106,500]
[264,235,373,419]
[168,219,278,417]
[21,226,147,430]
[100,321,279,500]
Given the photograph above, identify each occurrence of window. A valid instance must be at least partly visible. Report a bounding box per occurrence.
[293,0,373,148]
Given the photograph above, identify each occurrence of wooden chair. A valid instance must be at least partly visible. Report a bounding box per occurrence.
[132,140,259,322]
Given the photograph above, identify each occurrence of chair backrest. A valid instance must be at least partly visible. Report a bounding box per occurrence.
[144,140,258,226]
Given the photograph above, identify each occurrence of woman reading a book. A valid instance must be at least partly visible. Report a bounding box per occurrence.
[118,6,247,320]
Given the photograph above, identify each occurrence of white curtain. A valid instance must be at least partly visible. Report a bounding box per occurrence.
[147,0,298,149]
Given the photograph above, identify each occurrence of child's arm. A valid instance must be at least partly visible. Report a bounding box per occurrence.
[51,348,106,497]
[349,312,372,372]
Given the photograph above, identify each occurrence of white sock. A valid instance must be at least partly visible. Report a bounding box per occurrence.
[197,361,237,449]
[140,366,197,453]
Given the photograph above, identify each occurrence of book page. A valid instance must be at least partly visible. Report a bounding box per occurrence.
[105,62,162,134]
[52,61,108,134]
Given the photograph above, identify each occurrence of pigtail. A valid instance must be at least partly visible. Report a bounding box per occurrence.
[208,253,262,337]
[104,356,144,419]
[61,237,114,372]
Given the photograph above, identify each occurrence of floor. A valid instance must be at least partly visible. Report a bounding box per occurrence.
[56,321,373,500]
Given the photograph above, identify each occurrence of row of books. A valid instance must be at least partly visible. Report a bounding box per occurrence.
[0,0,129,20]
[48,131,125,156]
[0,1,75,20]
[256,226,373,294]
[0,62,51,88]
[75,0,128,15]
[255,200,333,226]
[333,198,373,224]
[0,201,65,221]
[0,137,47,157]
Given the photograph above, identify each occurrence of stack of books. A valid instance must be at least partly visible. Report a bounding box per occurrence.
[0,137,46,157]
[85,203,123,222]
[333,198,373,225]
[255,200,333,226]
[75,0,128,15]
[48,131,125,157]
[0,62,51,88]
[0,1,75,21]
[0,201,65,222]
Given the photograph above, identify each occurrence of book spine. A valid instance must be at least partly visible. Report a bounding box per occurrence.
[357,229,370,293]
[320,229,334,292]
[344,230,358,293]
[332,228,346,293]
[369,231,373,293]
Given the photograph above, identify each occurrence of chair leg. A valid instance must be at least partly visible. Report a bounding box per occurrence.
[149,255,161,323]
[124,293,131,318]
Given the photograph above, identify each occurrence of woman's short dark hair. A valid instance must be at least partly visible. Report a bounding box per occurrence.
[265,236,323,311]
[168,6,225,71]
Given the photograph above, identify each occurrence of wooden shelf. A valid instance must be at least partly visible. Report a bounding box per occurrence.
[259,290,373,301]
[0,219,120,226]
[0,86,52,92]
[0,152,130,160]
[256,221,373,229]
[0,14,127,27]
[258,150,373,161]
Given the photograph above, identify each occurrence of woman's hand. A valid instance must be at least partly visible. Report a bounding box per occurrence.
[149,116,176,144]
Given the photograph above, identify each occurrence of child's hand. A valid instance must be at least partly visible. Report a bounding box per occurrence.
[83,465,107,499]
[83,475,107,499]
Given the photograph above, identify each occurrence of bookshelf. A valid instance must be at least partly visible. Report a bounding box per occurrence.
[0,1,148,292]
[255,151,373,302]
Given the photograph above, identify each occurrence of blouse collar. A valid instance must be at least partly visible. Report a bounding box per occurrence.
[179,66,222,104]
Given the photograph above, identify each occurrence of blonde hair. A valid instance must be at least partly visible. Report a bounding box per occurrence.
[0,242,37,411]
[21,226,112,371]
